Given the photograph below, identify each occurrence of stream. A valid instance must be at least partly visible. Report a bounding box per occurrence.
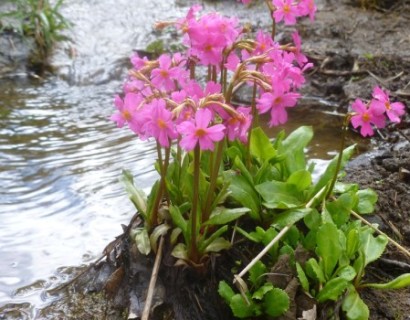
[0,0,364,318]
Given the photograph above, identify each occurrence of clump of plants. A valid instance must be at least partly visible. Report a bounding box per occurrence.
[0,0,70,62]
[111,0,408,319]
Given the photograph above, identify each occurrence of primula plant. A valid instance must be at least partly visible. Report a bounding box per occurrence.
[111,1,409,319]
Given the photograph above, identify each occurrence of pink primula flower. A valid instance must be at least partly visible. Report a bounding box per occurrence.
[146,99,178,148]
[291,31,308,67]
[371,86,405,123]
[350,98,385,137]
[298,0,317,22]
[177,108,225,151]
[225,107,252,143]
[151,54,185,91]
[272,0,300,25]
[111,93,150,138]
[257,82,300,127]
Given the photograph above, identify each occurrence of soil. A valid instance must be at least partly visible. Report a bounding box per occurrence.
[2,0,410,319]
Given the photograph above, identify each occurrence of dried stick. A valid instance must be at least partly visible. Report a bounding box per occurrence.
[233,225,291,284]
[142,236,165,320]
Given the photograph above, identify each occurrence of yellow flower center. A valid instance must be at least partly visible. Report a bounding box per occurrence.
[160,70,169,78]
[283,4,291,13]
[195,128,207,137]
[123,110,132,121]
[385,102,391,110]
[362,112,370,122]
[157,119,167,129]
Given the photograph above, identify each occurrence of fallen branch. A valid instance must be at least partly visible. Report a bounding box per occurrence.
[141,236,165,320]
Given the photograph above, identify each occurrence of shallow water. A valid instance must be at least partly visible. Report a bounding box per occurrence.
[0,0,365,316]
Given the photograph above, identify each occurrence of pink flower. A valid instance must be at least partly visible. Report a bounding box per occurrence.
[371,86,405,123]
[130,54,149,70]
[177,108,225,151]
[351,98,386,137]
[257,82,300,126]
[151,54,186,91]
[272,0,300,25]
[292,31,308,67]
[298,0,317,22]
[146,99,178,148]
[225,107,252,143]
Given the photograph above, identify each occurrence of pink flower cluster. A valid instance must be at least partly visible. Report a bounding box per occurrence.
[177,5,241,66]
[350,86,406,137]
[241,0,317,24]
[111,7,312,150]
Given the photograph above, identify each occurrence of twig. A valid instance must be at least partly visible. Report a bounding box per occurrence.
[233,225,291,284]
[367,70,404,87]
[397,128,410,143]
[141,236,165,320]
[350,209,410,259]
[317,69,367,76]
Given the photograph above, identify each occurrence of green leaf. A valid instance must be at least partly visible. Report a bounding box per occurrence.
[346,228,360,259]
[282,126,313,152]
[262,287,290,317]
[120,170,147,218]
[249,261,267,287]
[326,192,357,227]
[250,127,276,162]
[287,170,312,192]
[355,189,378,214]
[199,225,229,253]
[253,283,273,300]
[234,226,260,243]
[280,126,313,174]
[134,228,151,255]
[170,227,182,245]
[204,207,249,226]
[296,262,310,292]
[363,273,410,289]
[304,209,321,230]
[224,171,261,220]
[256,181,303,209]
[312,145,356,197]
[204,237,231,253]
[342,286,369,320]
[233,156,254,185]
[171,243,188,260]
[359,230,388,267]
[306,258,326,283]
[316,223,342,279]
[218,281,235,303]
[149,224,171,252]
[317,277,348,302]
[337,265,357,281]
[169,205,187,241]
[230,294,258,318]
[273,208,313,228]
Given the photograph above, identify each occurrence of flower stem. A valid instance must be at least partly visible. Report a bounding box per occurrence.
[148,142,168,229]
[326,114,352,199]
[245,79,259,167]
[188,144,201,262]
[202,140,225,222]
